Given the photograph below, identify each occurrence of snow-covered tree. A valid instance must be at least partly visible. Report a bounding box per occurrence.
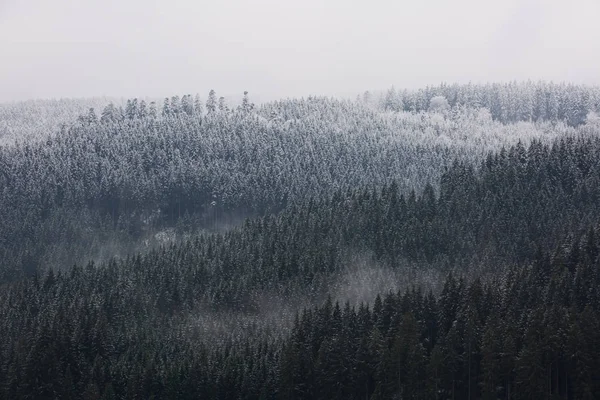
[206,90,217,114]
[428,96,450,113]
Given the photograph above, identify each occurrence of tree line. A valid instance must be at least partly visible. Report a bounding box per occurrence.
[376,81,600,126]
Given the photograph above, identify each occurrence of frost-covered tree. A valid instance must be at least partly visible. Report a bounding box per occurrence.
[125,98,139,119]
[162,97,172,117]
[218,96,227,112]
[181,94,194,116]
[240,91,253,113]
[100,103,117,124]
[194,94,204,116]
[428,96,450,113]
[138,100,148,119]
[170,95,181,115]
[383,87,402,111]
[148,101,158,119]
[87,108,98,124]
[206,90,217,114]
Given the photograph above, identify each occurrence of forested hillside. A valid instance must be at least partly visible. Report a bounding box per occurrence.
[1,83,600,399]
[0,89,585,281]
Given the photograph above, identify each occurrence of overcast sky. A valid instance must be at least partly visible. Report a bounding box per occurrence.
[1,0,599,103]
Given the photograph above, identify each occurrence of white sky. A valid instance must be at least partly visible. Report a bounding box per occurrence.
[1,0,599,102]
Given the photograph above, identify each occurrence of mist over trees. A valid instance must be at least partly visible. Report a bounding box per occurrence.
[0,97,119,144]
[0,87,586,281]
[1,82,600,399]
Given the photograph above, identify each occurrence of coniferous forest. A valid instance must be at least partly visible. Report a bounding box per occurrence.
[2,82,600,399]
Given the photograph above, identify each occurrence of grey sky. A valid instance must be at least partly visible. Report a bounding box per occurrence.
[1,0,599,102]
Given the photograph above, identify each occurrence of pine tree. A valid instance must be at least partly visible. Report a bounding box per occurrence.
[206,90,217,114]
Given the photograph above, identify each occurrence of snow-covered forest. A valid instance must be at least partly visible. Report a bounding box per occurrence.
[2,82,600,399]
[0,97,118,144]
[1,83,594,280]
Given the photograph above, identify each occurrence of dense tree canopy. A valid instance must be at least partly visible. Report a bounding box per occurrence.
[1,82,600,399]
[2,131,600,398]
[1,89,582,281]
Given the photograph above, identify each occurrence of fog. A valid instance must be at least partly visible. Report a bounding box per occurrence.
[1,0,599,102]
